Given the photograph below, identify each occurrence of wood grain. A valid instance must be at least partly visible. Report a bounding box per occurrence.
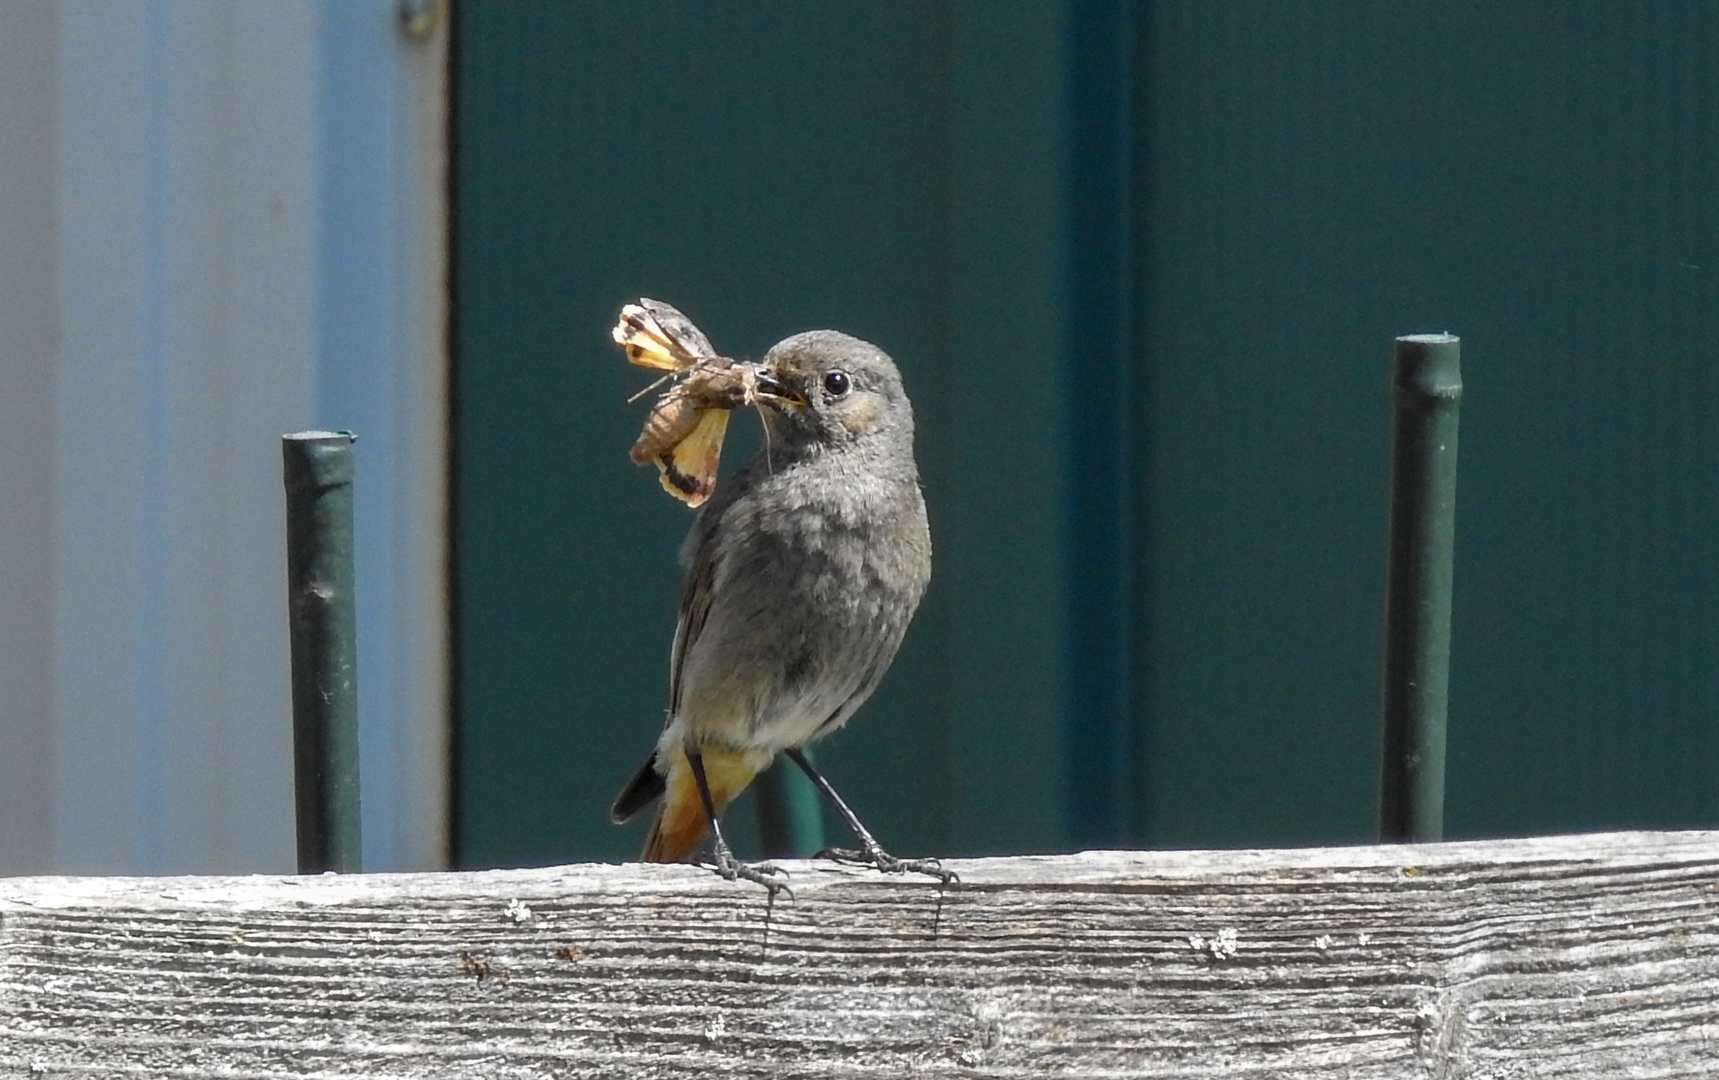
[4,831,1719,1077]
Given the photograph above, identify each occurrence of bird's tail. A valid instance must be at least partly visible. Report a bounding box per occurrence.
[641,746,761,862]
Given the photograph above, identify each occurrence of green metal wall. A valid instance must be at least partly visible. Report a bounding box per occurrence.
[455,1,1719,867]
[1135,2,1719,845]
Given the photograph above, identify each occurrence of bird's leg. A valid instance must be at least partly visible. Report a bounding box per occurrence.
[687,750,792,896]
[785,748,956,882]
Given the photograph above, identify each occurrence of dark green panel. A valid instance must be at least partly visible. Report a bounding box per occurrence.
[459,0,1719,863]
[932,7,1076,856]
[1136,1,1719,843]
[1433,5,1719,835]
[455,2,1077,866]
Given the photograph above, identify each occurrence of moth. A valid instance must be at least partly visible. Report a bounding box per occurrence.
[613,298,756,507]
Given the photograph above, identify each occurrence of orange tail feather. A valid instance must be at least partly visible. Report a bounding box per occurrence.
[641,747,762,862]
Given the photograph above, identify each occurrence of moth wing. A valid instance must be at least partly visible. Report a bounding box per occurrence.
[654,406,729,507]
[612,298,717,371]
[613,303,691,371]
[638,297,717,359]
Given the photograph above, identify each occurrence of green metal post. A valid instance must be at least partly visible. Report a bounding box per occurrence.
[755,755,826,858]
[1378,335,1462,842]
[283,431,362,872]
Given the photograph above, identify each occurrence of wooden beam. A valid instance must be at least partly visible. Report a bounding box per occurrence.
[5,831,1719,1076]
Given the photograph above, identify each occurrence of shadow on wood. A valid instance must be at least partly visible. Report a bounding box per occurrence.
[4,831,1718,1076]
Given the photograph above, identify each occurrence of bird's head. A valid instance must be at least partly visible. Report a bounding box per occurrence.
[751,330,913,450]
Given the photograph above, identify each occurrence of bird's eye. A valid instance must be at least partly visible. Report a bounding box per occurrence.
[823,370,852,398]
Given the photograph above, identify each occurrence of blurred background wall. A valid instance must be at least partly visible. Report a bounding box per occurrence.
[454,1,1719,866]
[6,1,1719,878]
[0,0,449,874]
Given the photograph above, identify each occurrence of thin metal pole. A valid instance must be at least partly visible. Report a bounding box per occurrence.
[755,755,826,859]
[1378,335,1462,842]
[283,431,362,872]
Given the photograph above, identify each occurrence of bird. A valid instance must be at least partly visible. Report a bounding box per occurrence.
[608,328,946,890]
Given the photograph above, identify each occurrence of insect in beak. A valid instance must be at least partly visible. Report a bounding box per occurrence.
[754,368,807,407]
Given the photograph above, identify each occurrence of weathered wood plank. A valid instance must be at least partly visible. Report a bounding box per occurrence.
[4,831,1719,1077]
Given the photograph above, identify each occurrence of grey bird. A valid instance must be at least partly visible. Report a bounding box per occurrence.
[609,329,945,889]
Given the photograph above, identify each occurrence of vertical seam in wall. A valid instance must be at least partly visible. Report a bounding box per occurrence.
[1064,0,1137,848]
[444,0,467,867]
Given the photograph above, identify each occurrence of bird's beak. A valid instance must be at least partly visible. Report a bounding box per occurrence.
[753,365,807,407]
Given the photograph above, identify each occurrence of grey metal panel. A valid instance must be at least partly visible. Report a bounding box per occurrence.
[0,0,449,875]
[0,0,58,873]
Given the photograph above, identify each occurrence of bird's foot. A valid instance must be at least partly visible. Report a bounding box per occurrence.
[817,843,958,884]
[696,840,793,898]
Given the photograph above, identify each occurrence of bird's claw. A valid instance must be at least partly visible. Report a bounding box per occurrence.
[816,845,958,884]
[696,844,794,898]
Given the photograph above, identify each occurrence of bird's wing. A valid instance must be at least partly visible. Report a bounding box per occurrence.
[668,539,718,723]
[610,517,719,824]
